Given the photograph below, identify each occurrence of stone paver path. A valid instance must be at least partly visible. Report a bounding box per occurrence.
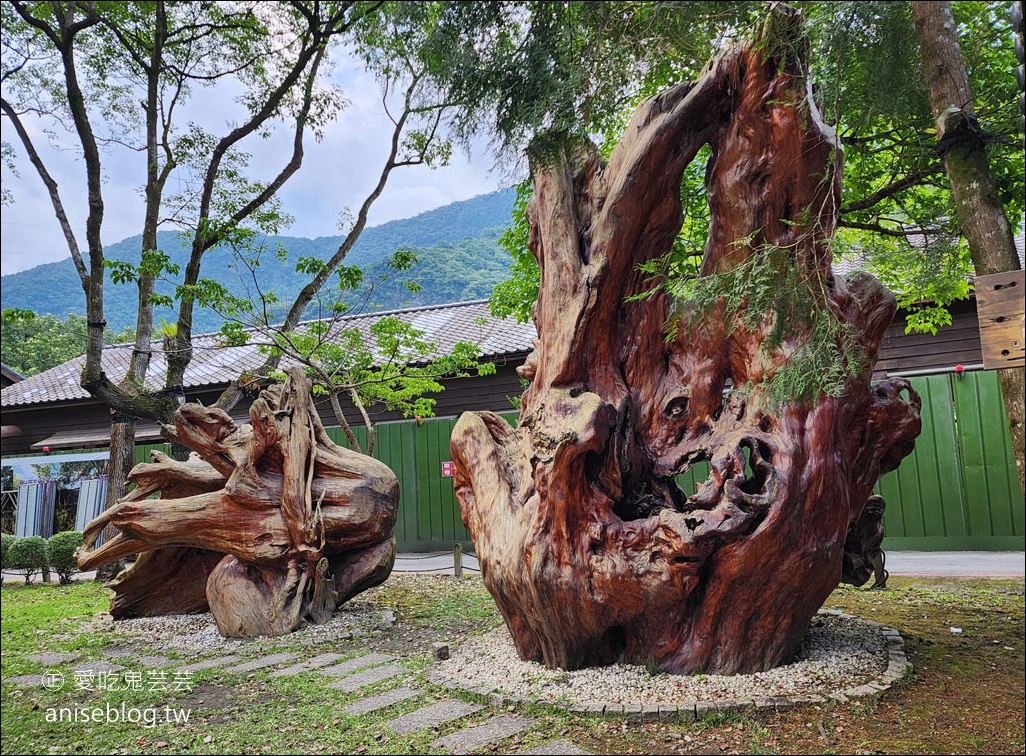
[27,652,80,665]
[99,646,137,658]
[386,699,484,736]
[270,653,346,677]
[11,639,597,755]
[226,653,301,674]
[71,661,124,675]
[429,714,536,753]
[341,686,422,716]
[179,655,246,673]
[327,663,405,693]
[319,653,395,677]
[515,740,593,755]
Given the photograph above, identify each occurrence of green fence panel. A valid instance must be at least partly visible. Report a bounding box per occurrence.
[879,376,948,538]
[879,375,966,539]
[952,371,1021,538]
[878,371,1022,550]
[675,462,713,501]
[134,442,172,465]
[413,416,470,545]
[367,423,411,547]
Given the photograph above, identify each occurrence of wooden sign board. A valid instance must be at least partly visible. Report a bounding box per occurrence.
[975,269,1025,370]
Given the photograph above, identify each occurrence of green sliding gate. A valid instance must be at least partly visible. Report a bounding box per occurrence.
[126,373,1021,552]
[322,416,513,551]
[878,371,1022,550]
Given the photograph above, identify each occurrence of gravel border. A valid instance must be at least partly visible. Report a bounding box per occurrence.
[426,611,912,722]
[101,602,395,656]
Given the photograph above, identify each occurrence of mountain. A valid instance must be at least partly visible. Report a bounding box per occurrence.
[1,188,517,334]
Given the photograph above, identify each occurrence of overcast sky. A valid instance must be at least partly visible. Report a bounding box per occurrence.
[0,47,513,277]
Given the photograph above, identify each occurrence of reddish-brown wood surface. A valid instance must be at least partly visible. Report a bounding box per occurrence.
[451,7,921,675]
[77,367,398,637]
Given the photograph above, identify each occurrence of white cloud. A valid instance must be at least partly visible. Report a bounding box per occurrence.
[1,48,507,277]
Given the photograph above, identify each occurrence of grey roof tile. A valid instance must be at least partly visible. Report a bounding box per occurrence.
[1,300,536,408]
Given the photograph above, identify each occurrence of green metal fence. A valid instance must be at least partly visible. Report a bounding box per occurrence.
[878,371,1023,550]
[49,371,1026,552]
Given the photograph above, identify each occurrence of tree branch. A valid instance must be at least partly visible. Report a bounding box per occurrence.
[841,165,946,214]
[0,97,88,286]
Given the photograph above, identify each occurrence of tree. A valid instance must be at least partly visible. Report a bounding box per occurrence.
[193,246,495,455]
[1,1,531,519]
[910,0,1024,494]
[0,310,133,377]
[2,1,374,516]
[487,1,1024,487]
[454,5,920,675]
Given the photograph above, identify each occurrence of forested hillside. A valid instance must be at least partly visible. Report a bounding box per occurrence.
[1,189,515,334]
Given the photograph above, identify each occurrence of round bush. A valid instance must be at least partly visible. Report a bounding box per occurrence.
[0,533,15,583]
[7,535,48,584]
[0,533,14,568]
[47,531,84,585]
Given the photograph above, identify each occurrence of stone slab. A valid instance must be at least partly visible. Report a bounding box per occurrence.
[429,714,536,753]
[179,655,246,673]
[677,702,698,722]
[137,655,176,668]
[341,686,422,716]
[100,646,137,658]
[226,653,301,674]
[386,699,484,736]
[515,740,593,755]
[71,661,125,675]
[270,653,347,677]
[639,705,661,722]
[320,653,396,678]
[5,674,46,688]
[28,652,80,665]
[327,664,405,693]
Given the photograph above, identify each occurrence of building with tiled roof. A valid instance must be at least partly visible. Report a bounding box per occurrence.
[1,363,24,389]
[1,295,1016,553]
[1,300,535,455]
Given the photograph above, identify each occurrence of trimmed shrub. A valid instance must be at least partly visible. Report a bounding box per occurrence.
[0,533,15,584]
[7,536,48,584]
[47,531,84,585]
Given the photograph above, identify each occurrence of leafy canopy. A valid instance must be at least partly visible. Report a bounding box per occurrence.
[0,309,134,377]
[489,1,1023,336]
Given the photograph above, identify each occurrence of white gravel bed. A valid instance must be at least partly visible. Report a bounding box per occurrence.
[434,613,888,706]
[107,601,394,655]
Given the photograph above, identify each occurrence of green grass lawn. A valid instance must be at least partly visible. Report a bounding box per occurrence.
[2,575,1023,755]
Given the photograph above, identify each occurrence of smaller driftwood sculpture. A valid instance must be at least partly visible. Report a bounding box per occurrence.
[77,367,399,637]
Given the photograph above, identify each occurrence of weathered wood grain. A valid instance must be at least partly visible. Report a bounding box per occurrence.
[451,6,921,675]
[77,367,398,637]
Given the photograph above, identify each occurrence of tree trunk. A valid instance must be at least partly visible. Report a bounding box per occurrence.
[77,367,399,636]
[451,6,922,675]
[95,414,136,581]
[910,0,1025,494]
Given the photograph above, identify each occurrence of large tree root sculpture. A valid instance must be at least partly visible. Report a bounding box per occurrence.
[77,367,398,637]
[451,6,921,675]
